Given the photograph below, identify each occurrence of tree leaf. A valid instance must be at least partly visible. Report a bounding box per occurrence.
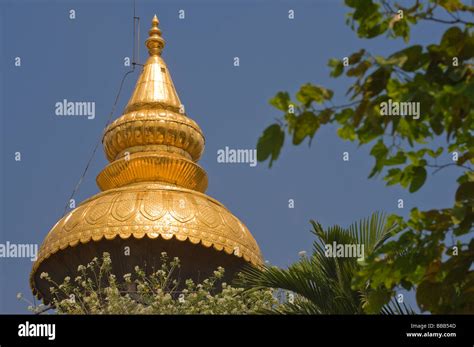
[319,108,334,124]
[296,84,333,105]
[269,92,290,111]
[458,151,474,165]
[363,288,392,314]
[328,58,344,77]
[440,26,465,56]
[257,124,285,167]
[384,168,402,186]
[439,0,464,11]
[409,166,427,193]
[337,125,356,141]
[293,112,319,145]
[417,280,442,312]
[389,45,424,71]
[349,49,366,64]
[364,68,391,96]
[347,60,372,77]
[455,182,474,202]
[384,151,407,166]
[369,140,388,178]
[335,108,354,123]
[392,19,410,43]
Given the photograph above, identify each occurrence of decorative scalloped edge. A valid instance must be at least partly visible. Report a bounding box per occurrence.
[30,230,262,301]
[96,153,208,192]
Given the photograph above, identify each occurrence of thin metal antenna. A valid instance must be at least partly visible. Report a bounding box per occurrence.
[132,0,143,67]
[137,16,140,65]
[132,0,135,65]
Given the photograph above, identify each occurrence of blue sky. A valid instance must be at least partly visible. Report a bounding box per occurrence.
[0,0,460,313]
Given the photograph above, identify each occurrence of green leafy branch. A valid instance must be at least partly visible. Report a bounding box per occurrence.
[256,0,474,313]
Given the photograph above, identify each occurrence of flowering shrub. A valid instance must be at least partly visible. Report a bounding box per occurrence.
[24,252,276,314]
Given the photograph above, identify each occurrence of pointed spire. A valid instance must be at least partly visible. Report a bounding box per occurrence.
[123,15,180,113]
[145,14,165,56]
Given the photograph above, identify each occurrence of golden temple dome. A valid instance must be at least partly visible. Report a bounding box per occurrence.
[31,15,263,302]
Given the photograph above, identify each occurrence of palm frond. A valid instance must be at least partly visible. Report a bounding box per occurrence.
[346,211,398,256]
[381,298,416,315]
[237,212,395,314]
[237,256,360,314]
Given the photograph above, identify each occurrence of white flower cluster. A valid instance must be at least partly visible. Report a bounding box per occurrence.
[32,252,277,315]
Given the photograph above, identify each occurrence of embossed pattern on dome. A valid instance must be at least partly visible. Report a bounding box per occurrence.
[32,183,262,279]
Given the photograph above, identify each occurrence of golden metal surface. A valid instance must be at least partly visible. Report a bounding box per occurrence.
[96,152,209,192]
[31,183,262,271]
[31,15,263,299]
[102,108,205,162]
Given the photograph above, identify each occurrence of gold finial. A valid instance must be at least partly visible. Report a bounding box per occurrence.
[145,14,165,56]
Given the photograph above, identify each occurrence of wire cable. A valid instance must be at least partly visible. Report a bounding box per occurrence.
[62,1,140,216]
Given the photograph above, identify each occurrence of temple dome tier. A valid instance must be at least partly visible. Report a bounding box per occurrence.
[31,183,262,303]
[102,107,205,163]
